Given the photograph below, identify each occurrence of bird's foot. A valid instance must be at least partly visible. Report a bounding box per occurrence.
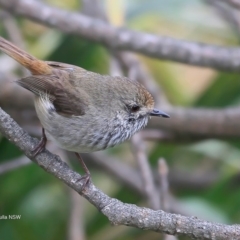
[77,173,91,192]
[31,128,47,157]
[75,152,91,191]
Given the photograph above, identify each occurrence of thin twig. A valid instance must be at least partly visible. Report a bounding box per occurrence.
[68,191,86,240]
[158,158,170,212]
[0,155,31,174]
[131,133,160,210]
[205,0,240,39]
[0,10,28,76]
[0,72,34,109]
[109,55,124,77]
[220,0,240,9]
[140,129,174,142]
[0,11,25,48]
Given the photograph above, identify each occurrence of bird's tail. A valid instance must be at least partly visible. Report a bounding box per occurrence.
[0,36,52,75]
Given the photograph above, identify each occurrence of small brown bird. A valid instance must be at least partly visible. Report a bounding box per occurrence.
[0,36,169,187]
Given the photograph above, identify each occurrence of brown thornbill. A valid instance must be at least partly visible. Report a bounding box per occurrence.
[0,36,169,188]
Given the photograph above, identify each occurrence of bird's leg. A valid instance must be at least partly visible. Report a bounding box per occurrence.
[32,128,47,156]
[75,152,91,191]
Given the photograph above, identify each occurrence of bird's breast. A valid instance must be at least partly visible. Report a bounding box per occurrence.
[35,99,148,152]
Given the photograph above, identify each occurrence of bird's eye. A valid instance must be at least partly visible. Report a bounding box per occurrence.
[130,105,140,113]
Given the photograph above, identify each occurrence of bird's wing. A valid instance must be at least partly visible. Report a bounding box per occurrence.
[17,75,87,116]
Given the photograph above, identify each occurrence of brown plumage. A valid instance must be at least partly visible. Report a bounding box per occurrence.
[0,36,169,187]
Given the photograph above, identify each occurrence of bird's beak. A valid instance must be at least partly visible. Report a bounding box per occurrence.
[150,109,170,118]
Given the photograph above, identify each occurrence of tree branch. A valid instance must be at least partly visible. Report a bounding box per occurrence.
[0,108,240,239]
[149,106,240,138]
[1,0,240,71]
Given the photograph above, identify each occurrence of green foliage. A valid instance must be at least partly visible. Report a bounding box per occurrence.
[195,72,240,107]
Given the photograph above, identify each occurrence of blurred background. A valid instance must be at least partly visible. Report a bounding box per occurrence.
[0,0,240,239]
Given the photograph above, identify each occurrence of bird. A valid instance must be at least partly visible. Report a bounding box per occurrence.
[0,36,169,188]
